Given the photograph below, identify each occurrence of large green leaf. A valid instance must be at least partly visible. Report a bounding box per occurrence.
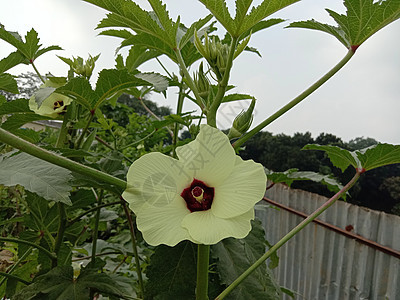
[0,51,28,74]
[94,69,169,107]
[0,73,19,93]
[265,168,344,195]
[179,14,213,48]
[0,25,61,62]
[235,0,299,37]
[288,0,400,50]
[145,241,197,299]
[13,266,135,300]
[303,143,400,172]
[0,98,31,115]
[55,77,95,109]
[84,0,178,48]
[211,219,282,299]
[199,0,298,37]
[1,114,52,131]
[198,0,235,34]
[0,152,72,204]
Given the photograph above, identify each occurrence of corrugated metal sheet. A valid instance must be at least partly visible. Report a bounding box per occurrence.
[256,183,400,300]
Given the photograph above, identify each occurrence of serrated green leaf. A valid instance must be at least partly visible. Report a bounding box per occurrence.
[222,93,254,103]
[287,19,349,48]
[148,0,176,44]
[234,0,299,37]
[0,51,28,73]
[0,98,30,115]
[303,144,360,172]
[25,191,59,233]
[0,73,19,93]
[356,143,400,171]
[265,168,344,195]
[84,0,177,48]
[24,29,41,59]
[125,46,161,71]
[289,0,400,50]
[0,152,72,204]
[0,25,26,54]
[303,143,400,173]
[13,266,135,300]
[212,219,281,299]
[99,28,133,40]
[179,14,213,48]
[93,69,168,108]
[120,31,176,60]
[199,0,235,33]
[55,77,95,109]
[1,114,53,131]
[135,72,169,91]
[34,45,62,59]
[0,26,61,61]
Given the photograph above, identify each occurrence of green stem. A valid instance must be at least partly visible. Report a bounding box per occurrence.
[76,111,95,149]
[122,201,145,299]
[207,37,239,128]
[30,60,45,84]
[215,171,361,299]
[0,237,56,260]
[0,128,126,190]
[173,79,186,157]
[68,200,123,226]
[233,49,355,149]
[174,48,206,110]
[91,189,104,266]
[196,244,210,300]
[0,247,32,287]
[0,272,30,285]
[52,203,67,267]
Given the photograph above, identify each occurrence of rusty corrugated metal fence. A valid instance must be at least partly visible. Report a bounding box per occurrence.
[256,183,400,300]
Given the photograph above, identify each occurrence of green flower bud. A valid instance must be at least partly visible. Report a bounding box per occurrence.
[58,54,100,78]
[194,62,210,100]
[228,98,256,139]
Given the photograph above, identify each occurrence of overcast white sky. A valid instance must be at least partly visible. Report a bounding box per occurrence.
[1,0,399,144]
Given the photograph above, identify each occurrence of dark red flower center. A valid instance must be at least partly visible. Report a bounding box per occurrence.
[53,100,64,110]
[181,179,214,212]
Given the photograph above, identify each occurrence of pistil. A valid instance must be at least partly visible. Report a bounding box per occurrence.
[192,186,204,203]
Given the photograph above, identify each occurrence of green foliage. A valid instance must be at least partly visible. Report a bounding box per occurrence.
[0,152,73,204]
[304,143,400,172]
[198,0,298,37]
[265,168,344,196]
[144,241,197,299]
[212,219,282,299]
[0,25,61,63]
[55,68,168,110]
[13,265,136,300]
[0,73,19,94]
[288,0,400,50]
[84,0,178,49]
[1,1,400,299]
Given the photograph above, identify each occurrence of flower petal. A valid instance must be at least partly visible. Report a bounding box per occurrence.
[136,196,191,246]
[212,156,266,219]
[181,208,255,245]
[176,124,236,186]
[122,152,191,212]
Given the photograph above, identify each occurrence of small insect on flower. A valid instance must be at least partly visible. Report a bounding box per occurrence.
[122,124,267,246]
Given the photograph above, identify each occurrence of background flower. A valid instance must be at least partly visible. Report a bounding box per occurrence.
[29,79,72,118]
[123,124,267,246]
